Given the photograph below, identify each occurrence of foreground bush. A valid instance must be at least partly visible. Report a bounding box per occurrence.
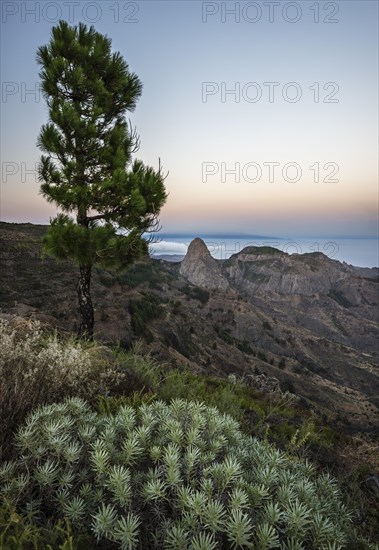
[0,316,125,460]
[1,397,356,549]
[0,498,85,550]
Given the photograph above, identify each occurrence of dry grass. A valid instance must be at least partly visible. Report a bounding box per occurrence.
[0,315,125,460]
[340,434,379,473]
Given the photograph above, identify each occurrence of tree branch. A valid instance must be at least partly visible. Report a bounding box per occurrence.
[86,213,107,222]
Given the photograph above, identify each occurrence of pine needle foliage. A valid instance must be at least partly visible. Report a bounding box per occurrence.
[36,21,167,338]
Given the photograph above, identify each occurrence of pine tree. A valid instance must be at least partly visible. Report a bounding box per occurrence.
[36,21,167,339]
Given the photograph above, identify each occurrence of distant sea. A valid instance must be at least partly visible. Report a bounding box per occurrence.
[150,235,379,268]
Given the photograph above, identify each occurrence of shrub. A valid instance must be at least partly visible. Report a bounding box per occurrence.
[181,285,210,304]
[171,300,182,315]
[119,262,163,290]
[98,271,116,287]
[116,341,161,390]
[0,498,87,549]
[257,351,267,362]
[0,317,125,460]
[129,293,163,337]
[1,397,359,549]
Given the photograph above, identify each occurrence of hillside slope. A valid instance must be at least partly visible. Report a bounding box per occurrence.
[1,222,378,433]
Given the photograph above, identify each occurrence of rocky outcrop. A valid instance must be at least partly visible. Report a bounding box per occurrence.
[179,238,228,291]
[246,373,281,394]
[224,248,368,300]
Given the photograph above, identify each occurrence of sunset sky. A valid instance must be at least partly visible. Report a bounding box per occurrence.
[1,0,378,237]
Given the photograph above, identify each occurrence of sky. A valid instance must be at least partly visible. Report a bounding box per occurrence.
[0,0,378,238]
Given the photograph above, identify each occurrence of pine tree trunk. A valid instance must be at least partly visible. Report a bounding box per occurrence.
[77,263,94,339]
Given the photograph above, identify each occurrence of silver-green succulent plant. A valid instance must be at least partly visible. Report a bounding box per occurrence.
[0,397,367,549]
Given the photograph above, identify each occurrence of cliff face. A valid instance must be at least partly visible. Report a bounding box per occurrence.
[179,238,229,291]
[224,246,378,299]
[179,241,378,310]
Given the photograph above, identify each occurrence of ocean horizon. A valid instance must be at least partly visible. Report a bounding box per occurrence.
[150,235,379,269]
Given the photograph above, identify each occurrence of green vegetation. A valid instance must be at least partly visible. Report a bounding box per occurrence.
[0,317,126,461]
[1,398,358,549]
[181,284,210,304]
[214,326,255,355]
[0,500,85,550]
[37,21,167,337]
[0,317,378,548]
[257,351,268,362]
[129,293,164,339]
[97,271,117,287]
[171,300,182,315]
[118,262,167,290]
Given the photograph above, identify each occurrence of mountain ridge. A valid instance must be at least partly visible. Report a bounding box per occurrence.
[1,223,378,434]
